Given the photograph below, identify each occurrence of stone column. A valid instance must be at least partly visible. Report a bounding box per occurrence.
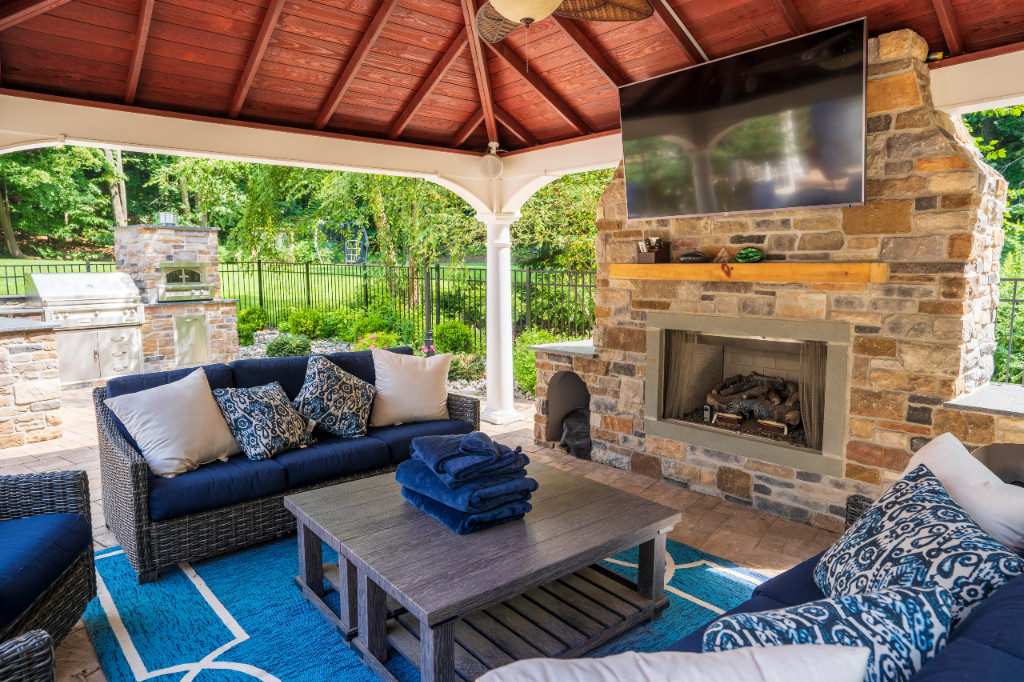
[479,212,523,425]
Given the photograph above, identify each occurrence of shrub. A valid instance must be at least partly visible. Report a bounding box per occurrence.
[434,320,474,354]
[237,323,255,347]
[351,332,401,351]
[347,313,392,342]
[281,307,325,339]
[513,329,563,395]
[266,334,311,357]
[448,353,485,382]
[238,306,270,330]
[321,308,358,340]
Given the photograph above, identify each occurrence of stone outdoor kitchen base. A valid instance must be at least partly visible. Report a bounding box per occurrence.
[534,29,1018,533]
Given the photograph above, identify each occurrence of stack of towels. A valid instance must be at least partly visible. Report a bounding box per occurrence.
[397,431,537,535]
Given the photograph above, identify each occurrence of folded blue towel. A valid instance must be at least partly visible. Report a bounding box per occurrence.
[402,487,531,535]
[460,430,495,456]
[411,433,530,486]
[396,459,537,513]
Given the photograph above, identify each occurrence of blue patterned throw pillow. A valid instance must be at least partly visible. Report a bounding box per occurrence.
[292,355,376,438]
[814,464,1024,624]
[702,586,954,682]
[213,382,315,461]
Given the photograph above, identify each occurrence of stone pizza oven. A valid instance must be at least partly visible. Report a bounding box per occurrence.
[112,224,238,373]
[533,29,1015,532]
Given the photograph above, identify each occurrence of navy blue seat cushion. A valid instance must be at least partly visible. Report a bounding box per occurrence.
[275,435,390,489]
[105,363,234,450]
[369,419,474,464]
[941,572,1024,660]
[148,454,288,521]
[324,347,413,385]
[0,513,91,629]
[751,551,826,606]
[666,594,790,653]
[913,637,1024,679]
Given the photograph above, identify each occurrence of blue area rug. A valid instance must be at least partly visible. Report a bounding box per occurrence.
[85,538,766,681]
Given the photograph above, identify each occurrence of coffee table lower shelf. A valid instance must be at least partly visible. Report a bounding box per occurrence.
[357,564,665,682]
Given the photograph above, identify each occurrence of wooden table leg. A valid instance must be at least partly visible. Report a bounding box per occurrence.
[297,520,324,597]
[338,557,359,634]
[420,620,455,682]
[637,531,667,620]
[358,568,388,662]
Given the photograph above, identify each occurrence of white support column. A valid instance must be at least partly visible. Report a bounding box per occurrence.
[480,212,523,425]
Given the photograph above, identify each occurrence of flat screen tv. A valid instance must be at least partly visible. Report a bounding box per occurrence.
[619,19,866,220]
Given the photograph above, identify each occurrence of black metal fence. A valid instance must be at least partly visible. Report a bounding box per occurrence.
[996,277,1024,382]
[218,261,596,349]
[0,260,116,296]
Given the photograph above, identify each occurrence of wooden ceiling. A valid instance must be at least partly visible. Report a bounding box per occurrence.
[0,0,1022,155]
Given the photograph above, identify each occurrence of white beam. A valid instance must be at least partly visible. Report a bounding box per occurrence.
[931,49,1024,114]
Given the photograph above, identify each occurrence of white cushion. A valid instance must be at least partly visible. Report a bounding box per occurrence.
[368,348,452,427]
[478,645,870,682]
[904,432,1024,553]
[104,368,241,477]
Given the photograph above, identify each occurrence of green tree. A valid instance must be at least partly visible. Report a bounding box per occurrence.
[511,169,614,271]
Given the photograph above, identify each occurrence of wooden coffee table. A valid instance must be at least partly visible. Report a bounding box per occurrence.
[284,462,681,682]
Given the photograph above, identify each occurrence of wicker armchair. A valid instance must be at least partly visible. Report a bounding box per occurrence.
[0,631,55,682]
[95,386,481,583]
[0,471,96,648]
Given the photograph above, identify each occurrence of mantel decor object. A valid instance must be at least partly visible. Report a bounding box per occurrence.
[636,238,669,264]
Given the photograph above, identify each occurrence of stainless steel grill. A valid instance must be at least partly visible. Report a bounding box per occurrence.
[25,273,144,383]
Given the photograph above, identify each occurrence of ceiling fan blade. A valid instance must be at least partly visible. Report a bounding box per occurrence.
[554,0,654,22]
[476,2,522,43]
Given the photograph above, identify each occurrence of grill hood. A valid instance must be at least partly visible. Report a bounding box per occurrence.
[25,272,142,306]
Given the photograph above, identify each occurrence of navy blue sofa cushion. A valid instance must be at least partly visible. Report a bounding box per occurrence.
[0,513,91,629]
[274,435,390,489]
[148,454,288,521]
[369,419,475,464]
[751,551,826,605]
[105,363,234,451]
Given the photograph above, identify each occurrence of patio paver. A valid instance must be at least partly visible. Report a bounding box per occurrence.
[0,388,838,682]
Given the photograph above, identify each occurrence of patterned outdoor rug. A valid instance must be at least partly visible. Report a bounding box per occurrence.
[85,538,766,681]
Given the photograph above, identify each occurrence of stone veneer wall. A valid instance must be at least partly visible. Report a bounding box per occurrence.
[0,326,62,447]
[534,29,1008,533]
[140,301,239,373]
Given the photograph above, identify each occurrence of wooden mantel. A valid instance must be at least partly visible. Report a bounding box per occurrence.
[608,262,889,284]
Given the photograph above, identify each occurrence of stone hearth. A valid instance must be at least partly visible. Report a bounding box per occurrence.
[533,29,1008,533]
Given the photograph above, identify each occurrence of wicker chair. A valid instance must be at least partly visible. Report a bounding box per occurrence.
[95,386,481,584]
[0,471,96,649]
[0,631,55,682]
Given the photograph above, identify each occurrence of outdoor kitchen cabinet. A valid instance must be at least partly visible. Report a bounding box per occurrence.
[56,327,142,384]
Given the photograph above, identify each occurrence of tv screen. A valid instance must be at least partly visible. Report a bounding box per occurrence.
[619,19,866,220]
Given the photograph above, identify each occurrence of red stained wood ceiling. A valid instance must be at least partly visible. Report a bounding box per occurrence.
[0,0,1021,154]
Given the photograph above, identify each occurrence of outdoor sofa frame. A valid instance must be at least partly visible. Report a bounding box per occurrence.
[94,386,480,584]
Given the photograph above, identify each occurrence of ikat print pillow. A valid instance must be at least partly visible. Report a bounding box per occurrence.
[814,464,1024,624]
[702,586,954,682]
[213,381,315,461]
[292,355,377,438]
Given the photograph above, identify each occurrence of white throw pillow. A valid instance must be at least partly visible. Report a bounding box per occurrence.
[904,432,1024,553]
[105,368,241,477]
[478,645,869,682]
[368,348,452,427]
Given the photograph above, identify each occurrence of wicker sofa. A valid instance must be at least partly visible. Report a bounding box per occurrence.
[95,347,481,584]
[0,470,96,679]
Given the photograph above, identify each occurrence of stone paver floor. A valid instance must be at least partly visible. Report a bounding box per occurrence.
[1,388,839,681]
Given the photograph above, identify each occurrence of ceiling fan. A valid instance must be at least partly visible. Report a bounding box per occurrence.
[476,0,654,44]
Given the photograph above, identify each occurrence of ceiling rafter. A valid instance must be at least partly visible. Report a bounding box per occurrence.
[452,108,485,148]
[486,41,591,135]
[314,0,401,131]
[773,0,808,35]
[460,0,499,144]
[124,0,155,105]
[552,15,626,87]
[388,28,469,140]
[229,0,287,118]
[0,0,72,32]
[931,0,965,56]
[650,0,705,64]
[494,104,538,146]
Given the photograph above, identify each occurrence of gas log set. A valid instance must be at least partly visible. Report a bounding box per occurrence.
[704,372,802,440]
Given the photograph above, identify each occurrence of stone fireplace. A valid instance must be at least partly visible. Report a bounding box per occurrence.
[532,29,1009,532]
[112,224,238,373]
